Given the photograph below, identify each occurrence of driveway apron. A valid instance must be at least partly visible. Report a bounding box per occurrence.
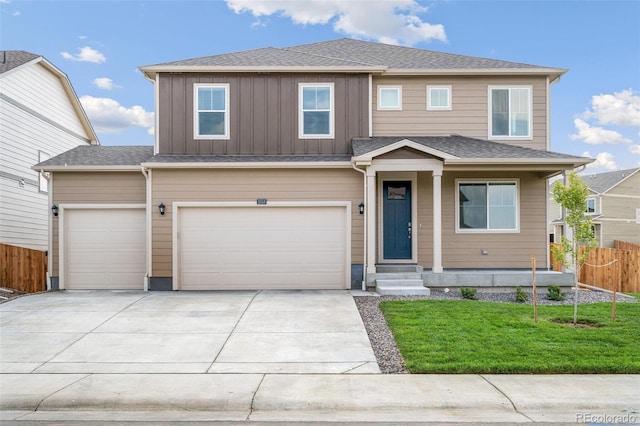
[0,290,379,375]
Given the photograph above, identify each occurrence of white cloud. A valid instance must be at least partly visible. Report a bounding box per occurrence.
[226,0,446,45]
[630,144,640,155]
[93,77,117,90]
[61,46,106,63]
[582,151,618,171]
[582,89,640,127]
[80,96,154,135]
[12,11,19,16]
[570,118,632,145]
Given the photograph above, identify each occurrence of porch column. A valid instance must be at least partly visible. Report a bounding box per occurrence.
[432,170,443,273]
[366,167,377,274]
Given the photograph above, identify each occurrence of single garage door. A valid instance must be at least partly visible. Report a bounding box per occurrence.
[178,205,349,290]
[64,208,145,290]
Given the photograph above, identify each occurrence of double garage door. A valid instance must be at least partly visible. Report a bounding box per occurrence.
[63,204,349,290]
[177,205,349,290]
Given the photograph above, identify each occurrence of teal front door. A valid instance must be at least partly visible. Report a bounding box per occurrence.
[383,181,412,260]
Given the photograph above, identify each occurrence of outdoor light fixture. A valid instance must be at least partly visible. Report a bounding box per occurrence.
[158,203,166,216]
[359,202,365,215]
[51,204,59,217]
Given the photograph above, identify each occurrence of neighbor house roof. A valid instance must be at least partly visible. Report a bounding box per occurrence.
[580,168,640,194]
[1,50,99,144]
[140,38,566,80]
[33,146,154,171]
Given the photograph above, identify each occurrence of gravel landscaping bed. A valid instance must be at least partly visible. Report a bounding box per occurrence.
[354,288,637,374]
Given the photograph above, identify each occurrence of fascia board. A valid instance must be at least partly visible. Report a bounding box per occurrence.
[383,67,568,77]
[32,165,142,172]
[140,65,386,78]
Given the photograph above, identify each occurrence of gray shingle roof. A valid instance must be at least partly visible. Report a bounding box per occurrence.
[145,154,352,163]
[580,168,640,193]
[141,38,561,72]
[352,136,590,161]
[0,51,40,74]
[35,146,154,168]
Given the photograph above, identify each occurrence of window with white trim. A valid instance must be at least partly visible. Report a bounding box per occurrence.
[38,151,50,193]
[194,83,229,139]
[586,197,596,214]
[457,180,518,232]
[378,86,402,110]
[489,86,531,138]
[299,83,334,138]
[427,85,451,110]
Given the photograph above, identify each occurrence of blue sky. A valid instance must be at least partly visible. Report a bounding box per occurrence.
[2,0,639,173]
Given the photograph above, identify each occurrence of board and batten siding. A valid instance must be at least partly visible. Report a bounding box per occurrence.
[150,168,364,277]
[157,73,369,156]
[372,76,548,151]
[0,62,93,251]
[50,172,146,276]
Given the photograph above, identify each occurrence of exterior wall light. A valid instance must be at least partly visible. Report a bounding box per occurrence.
[359,202,365,215]
[51,204,59,217]
[159,203,166,216]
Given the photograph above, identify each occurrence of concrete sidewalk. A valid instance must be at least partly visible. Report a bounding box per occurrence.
[1,373,639,423]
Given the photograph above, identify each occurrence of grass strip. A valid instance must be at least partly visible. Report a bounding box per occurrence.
[379,300,640,374]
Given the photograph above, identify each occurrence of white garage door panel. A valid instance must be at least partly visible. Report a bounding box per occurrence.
[179,206,348,290]
[65,209,145,290]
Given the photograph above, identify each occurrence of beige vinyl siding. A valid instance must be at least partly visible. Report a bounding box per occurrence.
[50,172,146,275]
[437,171,546,268]
[598,173,640,247]
[151,168,364,276]
[372,76,548,150]
[158,73,368,156]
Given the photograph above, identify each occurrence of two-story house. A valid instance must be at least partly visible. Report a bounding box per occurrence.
[34,38,590,292]
[1,51,98,251]
[549,168,640,248]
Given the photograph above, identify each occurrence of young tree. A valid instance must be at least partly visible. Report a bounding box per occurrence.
[551,171,598,324]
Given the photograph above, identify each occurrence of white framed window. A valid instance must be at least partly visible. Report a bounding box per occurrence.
[427,85,451,110]
[586,197,596,214]
[194,83,229,139]
[489,86,531,138]
[378,86,402,110]
[299,83,334,139]
[456,180,519,232]
[38,151,50,193]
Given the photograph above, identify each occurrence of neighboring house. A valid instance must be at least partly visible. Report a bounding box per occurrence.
[34,38,590,292]
[549,168,640,248]
[0,51,98,251]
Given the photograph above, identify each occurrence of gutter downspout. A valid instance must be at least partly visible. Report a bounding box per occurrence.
[352,162,367,291]
[42,170,53,290]
[141,166,151,291]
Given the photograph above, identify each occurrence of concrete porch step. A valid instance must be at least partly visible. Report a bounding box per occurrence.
[376,264,423,273]
[375,279,430,296]
[373,272,422,280]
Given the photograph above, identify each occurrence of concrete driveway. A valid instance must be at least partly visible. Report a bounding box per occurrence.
[0,290,379,374]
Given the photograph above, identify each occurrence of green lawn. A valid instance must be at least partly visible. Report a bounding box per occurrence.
[379,299,640,374]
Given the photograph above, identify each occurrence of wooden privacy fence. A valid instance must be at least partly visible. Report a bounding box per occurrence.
[615,240,640,251]
[0,244,47,293]
[550,243,640,293]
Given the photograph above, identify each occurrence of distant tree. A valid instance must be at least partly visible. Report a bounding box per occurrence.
[551,171,598,324]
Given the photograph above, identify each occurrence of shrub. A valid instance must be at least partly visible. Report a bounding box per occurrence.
[515,287,528,303]
[547,285,565,301]
[461,287,477,300]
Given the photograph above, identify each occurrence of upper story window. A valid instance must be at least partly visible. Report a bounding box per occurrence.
[586,197,596,214]
[457,180,519,232]
[378,86,402,110]
[489,86,531,139]
[194,83,229,139]
[427,86,451,110]
[299,83,334,139]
